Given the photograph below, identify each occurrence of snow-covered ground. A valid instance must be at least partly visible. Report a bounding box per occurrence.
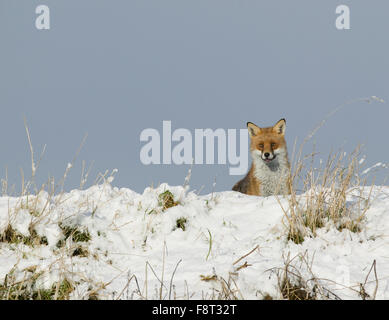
[1,181,389,300]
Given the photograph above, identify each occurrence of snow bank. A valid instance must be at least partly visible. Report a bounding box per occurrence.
[0,182,389,300]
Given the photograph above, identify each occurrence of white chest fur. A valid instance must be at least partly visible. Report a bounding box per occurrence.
[251,149,290,197]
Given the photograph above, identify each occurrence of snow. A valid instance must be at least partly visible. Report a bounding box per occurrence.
[362,162,388,175]
[1,181,389,300]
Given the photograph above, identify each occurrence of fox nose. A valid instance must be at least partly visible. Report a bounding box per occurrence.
[264,152,270,158]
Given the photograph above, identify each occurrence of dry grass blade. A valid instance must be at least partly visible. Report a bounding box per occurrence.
[359,260,378,300]
[116,273,142,300]
[235,261,252,271]
[169,259,182,300]
[233,245,259,266]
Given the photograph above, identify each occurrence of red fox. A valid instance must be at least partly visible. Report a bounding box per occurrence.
[232,119,291,196]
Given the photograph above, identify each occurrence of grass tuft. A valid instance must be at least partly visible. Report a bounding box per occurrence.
[280,147,372,244]
[158,190,179,212]
[56,223,91,257]
[280,276,315,300]
[0,225,48,247]
[0,269,74,300]
[56,223,91,248]
[175,217,188,231]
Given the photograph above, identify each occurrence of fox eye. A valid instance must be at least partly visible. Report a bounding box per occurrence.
[271,143,276,148]
[258,144,264,149]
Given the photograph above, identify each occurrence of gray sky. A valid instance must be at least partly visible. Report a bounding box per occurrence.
[0,0,388,195]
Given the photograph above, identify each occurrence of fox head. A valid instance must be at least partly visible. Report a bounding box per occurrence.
[247,119,287,164]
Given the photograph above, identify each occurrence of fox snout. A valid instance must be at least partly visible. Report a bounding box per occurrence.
[262,151,276,162]
[254,148,276,163]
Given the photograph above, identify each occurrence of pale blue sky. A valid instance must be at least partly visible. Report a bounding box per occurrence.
[0,0,388,194]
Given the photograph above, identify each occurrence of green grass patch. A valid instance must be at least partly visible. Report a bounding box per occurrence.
[56,223,91,248]
[56,223,91,257]
[31,279,74,300]
[175,217,188,231]
[0,271,74,300]
[158,190,179,212]
[0,225,48,247]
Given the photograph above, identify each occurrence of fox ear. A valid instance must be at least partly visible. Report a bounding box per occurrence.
[273,119,286,136]
[247,122,261,137]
